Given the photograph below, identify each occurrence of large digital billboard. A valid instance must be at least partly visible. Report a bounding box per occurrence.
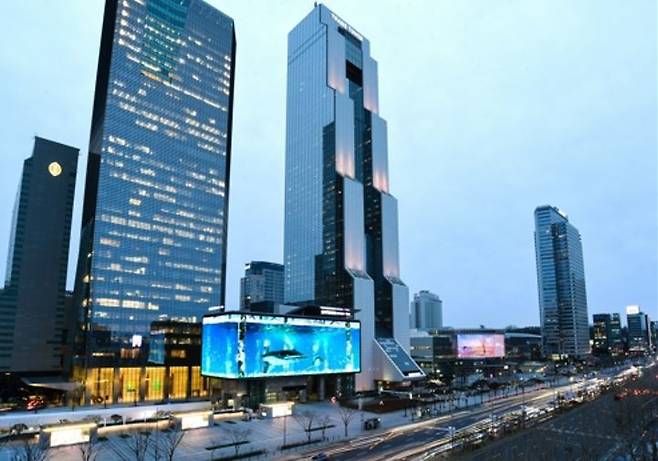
[456,334,505,359]
[201,313,360,378]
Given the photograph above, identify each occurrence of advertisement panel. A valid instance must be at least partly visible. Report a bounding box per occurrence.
[456,334,505,358]
[201,313,361,378]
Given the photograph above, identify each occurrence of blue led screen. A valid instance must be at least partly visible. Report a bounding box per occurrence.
[201,313,361,378]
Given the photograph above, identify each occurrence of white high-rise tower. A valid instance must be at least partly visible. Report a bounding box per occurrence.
[284,4,423,391]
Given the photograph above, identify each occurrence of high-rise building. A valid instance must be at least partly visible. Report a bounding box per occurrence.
[534,205,590,359]
[626,305,651,353]
[609,313,623,354]
[239,261,284,310]
[284,4,423,391]
[0,137,78,373]
[72,0,236,404]
[592,313,623,355]
[410,290,443,330]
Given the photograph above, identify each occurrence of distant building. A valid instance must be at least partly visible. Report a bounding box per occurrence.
[410,290,443,330]
[505,332,542,362]
[239,261,284,310]
[0,137,78,373]
[410,329,507,385]
[592,313,623,355]
[627,305,651,353]
[534,205,590,359]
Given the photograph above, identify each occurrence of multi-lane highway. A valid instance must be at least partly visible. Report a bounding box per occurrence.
[297,381,576,461]
[296,362,654,461]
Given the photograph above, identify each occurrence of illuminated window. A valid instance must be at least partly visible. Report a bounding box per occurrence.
[170,349,186,359]
[191,366,207,397]
[144,367,165,401]
[168,366,188,400]
[85,368,114,405]
[120,367,141,403]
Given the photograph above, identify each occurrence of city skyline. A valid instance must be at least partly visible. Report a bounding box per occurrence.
[0,0,655,328]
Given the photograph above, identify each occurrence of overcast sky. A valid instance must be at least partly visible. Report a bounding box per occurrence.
[0,0,655,328]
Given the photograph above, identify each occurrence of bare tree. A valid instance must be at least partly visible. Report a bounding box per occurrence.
[77,434,101,461]
[319,415,332,441]
[113,431,152,461]
[293,411,316,443]
[226,428,251,456]
[160,425,185,461]
[336,406,357,438]
[12,436,49,461]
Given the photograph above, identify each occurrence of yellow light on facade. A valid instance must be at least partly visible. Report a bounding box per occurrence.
[48,162,62,177]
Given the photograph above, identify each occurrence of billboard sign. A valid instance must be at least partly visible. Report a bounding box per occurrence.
[201,313,361,378]
[456,334,505,359]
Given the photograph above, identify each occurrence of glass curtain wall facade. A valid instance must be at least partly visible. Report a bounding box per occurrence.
[284,5,422,391]
[534,205,590,359]
[592,313,623,355]
[239,261,284,310]
[627,311,651,352]
[73,0,235,404]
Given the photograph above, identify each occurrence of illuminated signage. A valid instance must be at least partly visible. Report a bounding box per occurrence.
[626,305,640,315]
[331,12,363,41]
[201,313,361,379]
[48,161,62,177]
[456,334,505,359]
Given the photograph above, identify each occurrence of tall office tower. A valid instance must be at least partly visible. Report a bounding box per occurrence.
[0,137,78,373]
[626,305,651,352]
[284,4,423,391]
[239,261,284,310]
[534,205,590,359]
[592,313,623,355]
[410,290,443,331]
[73,0,235,404]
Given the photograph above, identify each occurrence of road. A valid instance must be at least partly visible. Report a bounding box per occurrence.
[294,382,575,461]
[454,364,658,461]
[293,363,655,461]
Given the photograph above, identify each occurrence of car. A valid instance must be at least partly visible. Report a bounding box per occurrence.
[311,453,330,461]
[26,398,46,411]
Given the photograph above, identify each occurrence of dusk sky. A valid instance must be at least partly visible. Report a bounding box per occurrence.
[0,0,655,328]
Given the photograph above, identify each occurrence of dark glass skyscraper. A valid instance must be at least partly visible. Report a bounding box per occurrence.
[534,205,590,358]
[73,0,235,404]
[0,137,78,373]
[284,5,423,391]
[592,313,623,355]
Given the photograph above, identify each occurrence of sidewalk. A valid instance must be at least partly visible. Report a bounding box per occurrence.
[0,400,210,430]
